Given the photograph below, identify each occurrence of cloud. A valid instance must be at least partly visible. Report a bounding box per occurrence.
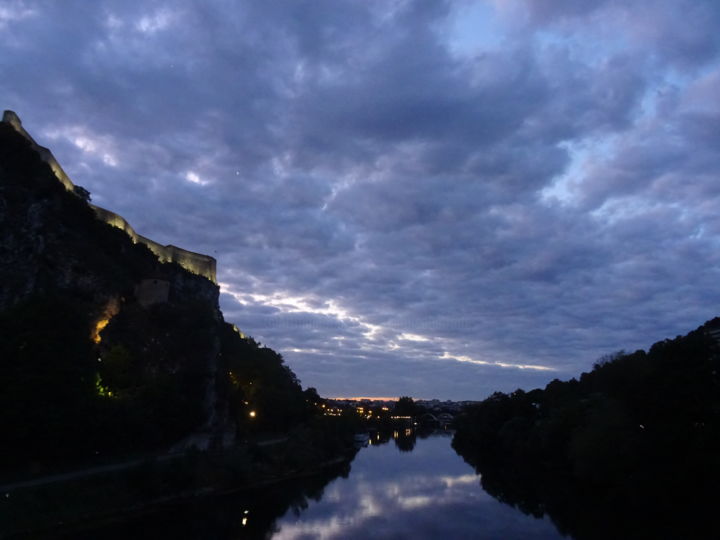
[2,0,720,399]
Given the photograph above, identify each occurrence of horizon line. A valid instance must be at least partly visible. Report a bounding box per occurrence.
[327,396,401,401]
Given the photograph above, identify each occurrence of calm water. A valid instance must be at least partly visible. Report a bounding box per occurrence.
[53,432,565,539]
[269,431,564,540]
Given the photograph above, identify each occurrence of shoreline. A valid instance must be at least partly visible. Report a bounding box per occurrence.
[3,447,356,538]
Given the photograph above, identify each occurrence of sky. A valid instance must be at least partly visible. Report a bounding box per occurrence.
[2,0,720,400]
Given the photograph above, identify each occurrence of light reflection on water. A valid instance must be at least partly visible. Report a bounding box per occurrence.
[271,432,564,540]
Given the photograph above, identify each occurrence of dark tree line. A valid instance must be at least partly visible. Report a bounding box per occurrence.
[452,320,720,539]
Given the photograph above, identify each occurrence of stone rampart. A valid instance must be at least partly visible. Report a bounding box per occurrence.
[3,110,75,191]
[2,110,217,283]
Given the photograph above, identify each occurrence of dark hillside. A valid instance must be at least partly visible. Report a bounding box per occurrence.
[0,119,315,477]
[453,321,720,539]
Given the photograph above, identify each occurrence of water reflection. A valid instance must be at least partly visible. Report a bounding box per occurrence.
[52,432,563,539]
[57,461,351,540]
[393,427,416,452]
[272,430,563,539]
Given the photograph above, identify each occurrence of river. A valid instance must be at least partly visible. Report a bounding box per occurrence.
[268,430,563,539]
[57,431,565,539]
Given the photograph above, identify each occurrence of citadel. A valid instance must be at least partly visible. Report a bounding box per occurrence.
[1,110,216,284]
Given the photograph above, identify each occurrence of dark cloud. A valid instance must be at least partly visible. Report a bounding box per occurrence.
[2,0,720,399]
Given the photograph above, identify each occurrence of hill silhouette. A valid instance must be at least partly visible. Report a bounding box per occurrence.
[0,113,321,477]
[453,320,720,539]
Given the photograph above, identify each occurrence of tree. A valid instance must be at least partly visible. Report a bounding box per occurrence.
[394,396,417,416]
[73,184,91,201]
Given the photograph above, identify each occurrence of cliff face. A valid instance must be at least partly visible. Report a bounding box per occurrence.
[0,115,310,472]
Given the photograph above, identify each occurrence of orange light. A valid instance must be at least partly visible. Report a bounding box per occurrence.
[92,319,110,344]
[90,298,121,344]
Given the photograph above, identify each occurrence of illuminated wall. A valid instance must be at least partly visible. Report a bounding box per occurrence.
[2,110,75,191]
[2,110,217,283]
[232,324,246,339]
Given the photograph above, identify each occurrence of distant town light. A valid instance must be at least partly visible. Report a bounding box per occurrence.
[249,410,256,418]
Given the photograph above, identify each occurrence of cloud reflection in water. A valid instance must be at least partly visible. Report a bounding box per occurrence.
[272,434,562,539]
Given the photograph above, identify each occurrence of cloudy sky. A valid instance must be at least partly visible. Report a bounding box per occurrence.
[3,0,720,399]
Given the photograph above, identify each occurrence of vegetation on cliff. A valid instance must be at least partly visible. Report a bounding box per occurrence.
[452,320,720,539]
[0,119,353,486]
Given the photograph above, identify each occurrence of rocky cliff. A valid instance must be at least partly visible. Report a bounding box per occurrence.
[0,115,309,473]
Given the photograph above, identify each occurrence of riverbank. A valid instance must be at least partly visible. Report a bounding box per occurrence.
[1,428,357,538]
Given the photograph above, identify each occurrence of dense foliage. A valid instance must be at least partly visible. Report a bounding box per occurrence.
[219,323,313,436]
[0,119,348,480]
[453,321,720,539]
[0,295,99,466]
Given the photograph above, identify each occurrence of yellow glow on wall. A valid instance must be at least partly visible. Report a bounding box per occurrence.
[92,208,217,283]
[232,324,246,338]
[1,112,217,284]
